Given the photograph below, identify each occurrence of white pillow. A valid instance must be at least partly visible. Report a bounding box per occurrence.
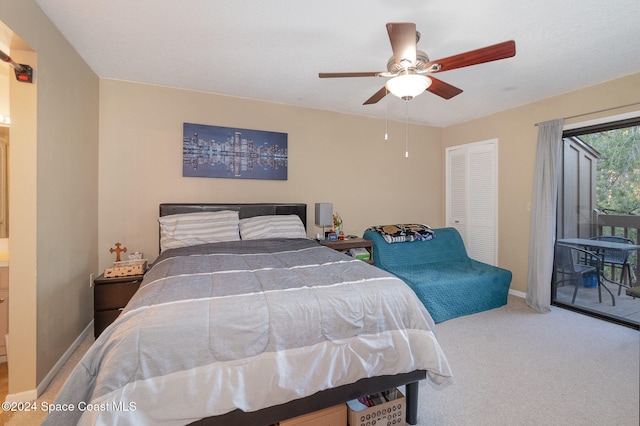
[159,210,240,252]
[239,215,306,240]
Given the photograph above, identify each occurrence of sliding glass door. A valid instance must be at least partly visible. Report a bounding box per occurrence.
[553,118,640,329]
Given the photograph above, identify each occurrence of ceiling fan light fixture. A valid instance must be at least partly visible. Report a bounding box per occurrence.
[386,74,431,101]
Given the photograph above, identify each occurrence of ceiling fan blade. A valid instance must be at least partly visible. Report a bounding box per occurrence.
[386,22,417,66]
[363,86,388,105]
[425,40,516,73]
[426,77,463,99]
[319,71,383,78]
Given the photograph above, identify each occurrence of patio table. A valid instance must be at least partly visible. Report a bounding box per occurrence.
[557,238,640,290]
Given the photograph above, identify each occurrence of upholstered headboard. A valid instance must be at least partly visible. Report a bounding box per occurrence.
[159,203,307,229]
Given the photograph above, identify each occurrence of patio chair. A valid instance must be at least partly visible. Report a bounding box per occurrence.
[554,243,615,306]
[589,235,634,295]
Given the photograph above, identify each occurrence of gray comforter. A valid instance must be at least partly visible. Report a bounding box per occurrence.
[44,238,451,425]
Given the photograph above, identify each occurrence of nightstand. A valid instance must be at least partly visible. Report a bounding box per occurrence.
[93,272,144,338]
[319,238,374,265]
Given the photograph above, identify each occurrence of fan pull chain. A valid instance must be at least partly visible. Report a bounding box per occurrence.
[384,88,389,141]
[405,101,409,158]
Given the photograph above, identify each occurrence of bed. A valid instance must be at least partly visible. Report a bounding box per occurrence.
[44,203,451,426]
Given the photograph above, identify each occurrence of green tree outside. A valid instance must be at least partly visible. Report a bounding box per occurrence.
[581,126,640,216]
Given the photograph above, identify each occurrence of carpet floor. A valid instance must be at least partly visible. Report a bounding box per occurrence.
[414,296,639,425]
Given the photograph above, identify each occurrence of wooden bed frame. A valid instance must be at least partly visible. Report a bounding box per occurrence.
[159,203,426,426]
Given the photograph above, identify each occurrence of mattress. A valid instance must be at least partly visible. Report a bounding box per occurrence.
[44,238,451,425]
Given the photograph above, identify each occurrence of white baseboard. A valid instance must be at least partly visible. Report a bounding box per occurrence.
[509,288,526,298]
[4,320,93,403]
[4,388,37,403]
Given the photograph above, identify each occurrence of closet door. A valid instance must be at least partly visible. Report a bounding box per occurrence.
[447,148,468,242]
[446,140,498,265]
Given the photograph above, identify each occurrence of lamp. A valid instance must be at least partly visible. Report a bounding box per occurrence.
[385,73,431,101]
[314,203,333,239]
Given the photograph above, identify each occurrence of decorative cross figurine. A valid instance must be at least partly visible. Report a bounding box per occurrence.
[109,242,127,262]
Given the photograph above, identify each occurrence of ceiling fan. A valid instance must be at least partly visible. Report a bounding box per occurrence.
[319,22,516,105]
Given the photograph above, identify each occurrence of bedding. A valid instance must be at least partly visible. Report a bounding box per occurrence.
[368,224,435,243]
[45,238,451,425]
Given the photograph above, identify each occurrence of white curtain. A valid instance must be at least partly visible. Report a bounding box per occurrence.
[526,119,564,313]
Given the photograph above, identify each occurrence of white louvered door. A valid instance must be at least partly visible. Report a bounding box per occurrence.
[446,140,498,266]
[447,148,467,242]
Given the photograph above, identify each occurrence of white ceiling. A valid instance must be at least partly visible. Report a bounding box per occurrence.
[23,0,640,127]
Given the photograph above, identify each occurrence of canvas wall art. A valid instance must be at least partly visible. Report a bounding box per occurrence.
[183,122,288,180]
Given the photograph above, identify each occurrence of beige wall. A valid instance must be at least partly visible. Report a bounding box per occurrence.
[98,80,444,270]
[0,1,99,396]
[443,72,640,293]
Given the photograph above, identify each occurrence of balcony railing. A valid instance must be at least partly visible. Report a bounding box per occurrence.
[594,213,640,283]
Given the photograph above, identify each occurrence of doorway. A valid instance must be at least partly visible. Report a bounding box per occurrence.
[0,18,11,401]
[553,116,640,328]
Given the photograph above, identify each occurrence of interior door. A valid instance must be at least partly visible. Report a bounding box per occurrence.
[447,147,467,241]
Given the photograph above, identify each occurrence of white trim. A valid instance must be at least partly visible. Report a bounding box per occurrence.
[509,289,526,299]
[4,388,37,403]
[563,110,640,131]
[4,320,93,402]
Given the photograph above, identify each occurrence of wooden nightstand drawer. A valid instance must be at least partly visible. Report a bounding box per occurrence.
[94,281,140,310]
[94,309,124,337]
[93,272,145,338]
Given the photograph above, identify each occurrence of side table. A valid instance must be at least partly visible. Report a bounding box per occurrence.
[93,272,144,338]
[319,238,374,265]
